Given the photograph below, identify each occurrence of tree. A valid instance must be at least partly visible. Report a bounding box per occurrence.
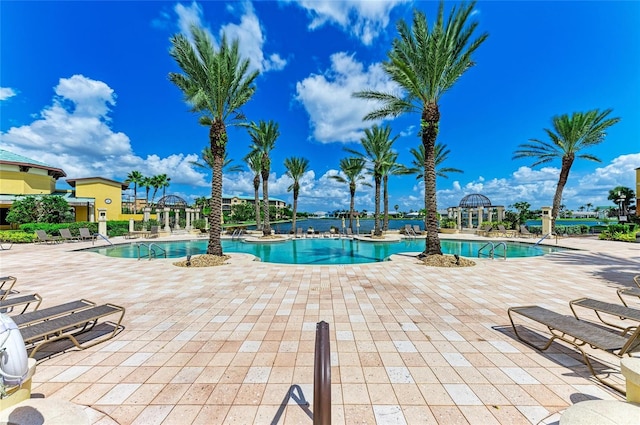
[407,142,463,229]
[353,3,488,255]
[141,176,152,206]
[585,202,593,212]
[345,124,397,237]
[608,186,635,215]
[126,170,144,213]
[330,157,370,231]
[150,174,171,204]
[230,202,254,222]
[513,109,620,229]
[191,148,242,215]
[247,120,279,237]
[244,150,263,230]
[283,156,310,233]
[509,201,533,226]
[169,25,258,255]
[6,195,72,225]
[381,152,412,231]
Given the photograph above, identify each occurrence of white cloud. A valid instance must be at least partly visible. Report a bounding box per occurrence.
[172,1,287,74]
[295,52,398,143]
[0,75,208,188]
[0,87,16,101]
[288,0,406,45]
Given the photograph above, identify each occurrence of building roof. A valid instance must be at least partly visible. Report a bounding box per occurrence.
[0,192,94,206]
[66,177,129,190]
[0,148,66,179]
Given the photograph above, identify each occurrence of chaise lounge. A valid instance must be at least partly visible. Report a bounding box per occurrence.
[508,304,640,393]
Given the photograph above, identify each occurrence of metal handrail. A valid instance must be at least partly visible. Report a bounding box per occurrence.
[534,233,552,246]
[148,243,167,259]
[136,243,150,260]
[92,233,113,246]
[314,321,331,425]
[478,242,494,259]
[493,242,507,260]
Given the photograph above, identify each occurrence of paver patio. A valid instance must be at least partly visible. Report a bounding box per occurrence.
[0,233,637,424]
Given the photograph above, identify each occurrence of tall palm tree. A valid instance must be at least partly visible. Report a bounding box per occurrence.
[283,156,310,233]
[191,147,243,174]
[354,3,488,256]
[247,120,279,237]
[149,175,165,205]
[408,143,463,229]
[244,151,263,230]
[126,170,144,213]
[380,153,413,231]
[141,176,153,207]
[169,25,258,256]
[345,124,396,237]
[330,157,370,231]
[513,109,620,227]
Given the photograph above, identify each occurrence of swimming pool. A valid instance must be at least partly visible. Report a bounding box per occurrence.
[84,238,566,265]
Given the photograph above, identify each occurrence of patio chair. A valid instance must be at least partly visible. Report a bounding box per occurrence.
[35,230,62,244]
[0,276,18,301]
[20,302,125,358]
[413,225,423,235]
[59,228,79,242]
[518,225,534,238]
[0,293,43,314]
[78,228,95,241]
[13,299,95,327]
[617,275,640,307]
[508,305,640,393]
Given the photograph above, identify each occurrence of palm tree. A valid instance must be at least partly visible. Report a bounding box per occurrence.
[283,156,310,233]
[380,153,412,231]
[126,170,144,213]
[247,120,279,237]
[169,25,259,256]
[244,151,263,230]
[353,3,488,256]
[330,157,370,231]
[141,176,153,207]
[585,202,593,212]
[345,124,396,237]
[513,109,620,227]
[149,175,164,205]
[191,147,243,174]
[407,143,463,229]
[607,186,635,215]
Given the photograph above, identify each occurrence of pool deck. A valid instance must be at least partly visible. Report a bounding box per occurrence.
[1,233,638,424]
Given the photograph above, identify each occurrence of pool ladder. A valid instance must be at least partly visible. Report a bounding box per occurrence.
[231,229,245,240]
[136,243,167,260]
[478,242,506,260]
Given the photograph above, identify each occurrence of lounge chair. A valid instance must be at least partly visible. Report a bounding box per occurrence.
[617,275,640,307]
[344,228,354,238]
[508,305,640,393]
[497,224,516,237]
[35,230,62,244]
[0,276,18,301]
[0,239,12,250]
[148,225,159,238]
[295,228,303,238]
[519,225,534,238]
[59,228,79,242]
[0,294,43,314]
[569,297,640,334]
[20,302,125,358]
[13,299,95,327]
[413,225,423,235]
[477,225,492,237]
[78,227,95,241]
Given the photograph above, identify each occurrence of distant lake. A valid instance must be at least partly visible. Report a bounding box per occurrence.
[250,218,425,233]
[525,219,613,227]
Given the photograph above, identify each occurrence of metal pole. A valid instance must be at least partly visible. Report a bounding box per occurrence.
[314,321,331,425]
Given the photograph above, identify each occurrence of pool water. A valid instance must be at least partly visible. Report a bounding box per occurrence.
[85,238,566,265]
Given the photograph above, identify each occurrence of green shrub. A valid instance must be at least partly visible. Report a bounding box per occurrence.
[0,230,36,244]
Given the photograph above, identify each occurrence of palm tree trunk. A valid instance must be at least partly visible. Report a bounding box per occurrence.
[262,166,271,237]
[349,184,356,232]
[374,177,382,236]
[551,156,574,232]
[383,175,389,231]
[133,184,138,214]
[207,120,225,256]
[422,103,443,256]
[253,177,261,230]
[292,187,298,233]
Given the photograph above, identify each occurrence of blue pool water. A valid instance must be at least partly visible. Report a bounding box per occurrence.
[85,238,566,265]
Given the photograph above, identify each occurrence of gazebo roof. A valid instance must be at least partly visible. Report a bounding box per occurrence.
[459,193,492,208]
[156,195,187,208]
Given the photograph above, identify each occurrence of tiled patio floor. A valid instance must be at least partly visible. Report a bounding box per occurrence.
[1,233,638,424]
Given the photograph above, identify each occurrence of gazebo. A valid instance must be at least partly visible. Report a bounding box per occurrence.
[150,195,201,232]
[446,194,505,230]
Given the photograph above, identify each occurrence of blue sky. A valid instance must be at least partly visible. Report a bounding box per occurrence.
[1,1,638,214]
